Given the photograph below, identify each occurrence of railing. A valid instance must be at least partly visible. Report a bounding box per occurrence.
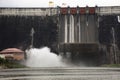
[0,8,57,16]
[98,6,120,15]
[0,6,120,16]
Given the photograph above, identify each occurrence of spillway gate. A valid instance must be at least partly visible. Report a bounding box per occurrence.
[57,7,99,53]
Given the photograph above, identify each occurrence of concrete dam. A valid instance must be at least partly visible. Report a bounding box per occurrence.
[0,6,120,64]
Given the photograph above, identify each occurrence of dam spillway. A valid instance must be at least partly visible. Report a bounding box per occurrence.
[57,7,120,64]
[58,7,98,53]
[0,6,120,64]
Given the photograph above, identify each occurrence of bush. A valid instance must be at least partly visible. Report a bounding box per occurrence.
[0,57,26,68]
[0,57,8,64]
[101,64,120,67]
[5,62,26,68]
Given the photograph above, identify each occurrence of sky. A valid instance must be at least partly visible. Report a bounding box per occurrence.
[0,0,120,7]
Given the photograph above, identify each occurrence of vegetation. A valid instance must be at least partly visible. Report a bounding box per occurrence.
[0,57,26,69]
[101,64,120,67]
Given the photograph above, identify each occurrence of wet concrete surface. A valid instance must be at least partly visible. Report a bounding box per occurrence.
[0,67,120,80]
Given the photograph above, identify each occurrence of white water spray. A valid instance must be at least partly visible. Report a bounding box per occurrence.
[69,15,75,43]
[78,16,81,43]
[24,47,88,67]
[117,16,120,23]
[65,15,68,43]
[30,28,35,48]
[25,47,67,67]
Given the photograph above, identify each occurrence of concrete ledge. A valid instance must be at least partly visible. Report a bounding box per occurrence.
[59,43,99,53]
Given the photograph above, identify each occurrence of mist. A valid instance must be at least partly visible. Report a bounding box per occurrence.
[24,47,90,67]
[25,47,67,67]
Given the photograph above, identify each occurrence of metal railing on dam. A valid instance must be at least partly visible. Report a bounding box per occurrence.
[0,8,57,16]
[0,6,120,16]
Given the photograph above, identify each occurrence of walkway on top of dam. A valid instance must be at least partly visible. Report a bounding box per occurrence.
[0,6,120,16]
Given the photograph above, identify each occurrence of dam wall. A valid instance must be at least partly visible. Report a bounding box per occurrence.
[0,6,120,64]
[0,6,120,53]
[57,6,120,52]
[0,15,57,51]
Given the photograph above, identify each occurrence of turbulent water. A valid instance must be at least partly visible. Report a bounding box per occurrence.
[25,47,67,67]
[24,47,88,67]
